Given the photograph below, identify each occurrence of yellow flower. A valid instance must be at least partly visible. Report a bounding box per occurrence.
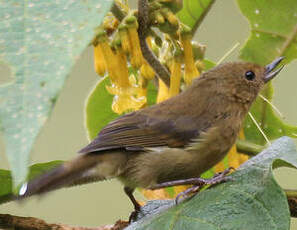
[97,34,118,83]
[157,79,170,103]
[114,47,130,88]
[93,43,106,76]
[169,56,182,97]
[105,47,147,114]
[110,93,146,114]
[180,29,200,85]
[126,16,144,69]
[119,25,131,54]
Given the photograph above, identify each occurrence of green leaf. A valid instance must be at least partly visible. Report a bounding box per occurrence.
[177,0,215,32]
[0,0,113,187]
[0,161,62,204]
[203,59,216,70]
[85,77,158,140]
[85,77,119,140]
[237,0,297,145]
[126,137,297,230]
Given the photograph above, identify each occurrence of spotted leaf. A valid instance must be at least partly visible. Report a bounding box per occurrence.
[0,0,113,187]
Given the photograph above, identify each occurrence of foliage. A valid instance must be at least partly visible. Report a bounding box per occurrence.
[126,137,296,230]
[237,0,297,145]
[0,0,296,229]
[0,0,113,187]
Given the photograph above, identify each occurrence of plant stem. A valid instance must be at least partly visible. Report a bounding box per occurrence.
[111,2,126,21]
[138,0,171,87]
[236,139,265,156]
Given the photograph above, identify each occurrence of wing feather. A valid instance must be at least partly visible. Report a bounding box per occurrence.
[79,111,202,154]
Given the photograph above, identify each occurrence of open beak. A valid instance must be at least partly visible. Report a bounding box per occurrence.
[264,57,284,83]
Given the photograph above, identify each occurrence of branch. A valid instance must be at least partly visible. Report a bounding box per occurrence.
[0,214,128,230]
[137,0,171,87]
[191,0,216,35]
[111,2,126,21]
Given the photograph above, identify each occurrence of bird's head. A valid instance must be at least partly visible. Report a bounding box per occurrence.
[199,57,284,107]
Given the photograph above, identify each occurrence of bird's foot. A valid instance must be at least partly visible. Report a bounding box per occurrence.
[149,167,234,203]
[175,185,201,204]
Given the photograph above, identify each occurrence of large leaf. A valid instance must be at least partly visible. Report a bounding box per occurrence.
[177,0,215,32]
[126,137,297,230]
[237,0,297,144]
[0,161,62,204]
[0,0,113,187]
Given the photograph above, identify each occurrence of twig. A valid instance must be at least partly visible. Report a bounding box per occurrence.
[191,0,216,35]
[0,214,128,230]
[138,0,171,87]
[111,2,126,21]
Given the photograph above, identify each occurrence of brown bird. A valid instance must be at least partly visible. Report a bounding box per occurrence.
[20,57,284,212]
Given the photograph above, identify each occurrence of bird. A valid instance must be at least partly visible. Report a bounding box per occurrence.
[19,57,284,213]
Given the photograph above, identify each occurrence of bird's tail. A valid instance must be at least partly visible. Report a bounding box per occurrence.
[19,154,101,198]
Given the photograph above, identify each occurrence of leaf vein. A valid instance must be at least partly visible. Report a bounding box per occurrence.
[227,186,278,229]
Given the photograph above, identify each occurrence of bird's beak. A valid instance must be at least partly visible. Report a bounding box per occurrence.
[264,57,284,83]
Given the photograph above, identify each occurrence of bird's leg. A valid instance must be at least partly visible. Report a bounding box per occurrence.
[149,168,233,202]
[124,187,141,223]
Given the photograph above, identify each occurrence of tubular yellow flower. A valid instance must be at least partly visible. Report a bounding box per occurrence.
[169,56,182,97]
[114,47,130,88]
[140,64,155,80]
[93,44,106,76]
[126,16,144,69]
[181,32,200,86]
[119,25,131,54]
[137,75,148,99]
[97,34,118,83]
[104,45,147,115]
[157,79,170,103]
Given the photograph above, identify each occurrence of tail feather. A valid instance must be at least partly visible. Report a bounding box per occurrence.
[20,154,100,197]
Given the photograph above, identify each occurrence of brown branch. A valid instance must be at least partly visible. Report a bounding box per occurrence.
[0,214,128,230]
[137,0,171,87]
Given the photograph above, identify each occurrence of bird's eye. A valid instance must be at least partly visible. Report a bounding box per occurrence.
[245,71,255,81]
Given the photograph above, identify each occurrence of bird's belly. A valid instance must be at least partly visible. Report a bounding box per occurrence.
[121,146,228,188]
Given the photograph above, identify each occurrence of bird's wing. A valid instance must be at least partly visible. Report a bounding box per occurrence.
[79,110,208,154]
